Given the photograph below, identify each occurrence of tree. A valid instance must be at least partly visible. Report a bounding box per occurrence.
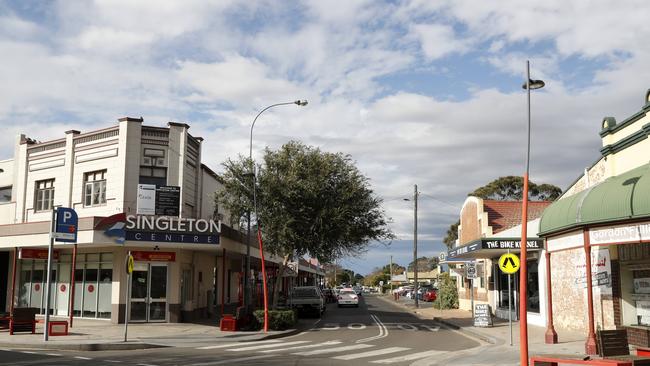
[443,176,562,250]
[433,272,458,309]
[469,176,562,201]
[215,141,394,307]
[407,256,438,272]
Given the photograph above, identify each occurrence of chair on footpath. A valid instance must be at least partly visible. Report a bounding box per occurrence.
[596,329,650,365]
[9,307,38,335]
[0,313,9,330]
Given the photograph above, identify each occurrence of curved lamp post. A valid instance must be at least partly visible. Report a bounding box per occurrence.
[247,99,308,332]
[519,61,544,366]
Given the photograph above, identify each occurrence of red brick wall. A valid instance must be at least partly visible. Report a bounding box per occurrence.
[627,326,650,347]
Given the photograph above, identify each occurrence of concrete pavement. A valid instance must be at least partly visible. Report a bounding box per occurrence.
[0,315,304,351]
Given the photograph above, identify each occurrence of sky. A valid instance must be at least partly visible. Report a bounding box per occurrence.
[2,1,650,275]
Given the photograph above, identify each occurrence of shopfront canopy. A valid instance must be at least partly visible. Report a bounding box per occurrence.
[539,163,650,236]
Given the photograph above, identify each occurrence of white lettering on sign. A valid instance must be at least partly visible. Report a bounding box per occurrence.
[125,215,221,234]
[63,211,73,222]
[590,222,650,245]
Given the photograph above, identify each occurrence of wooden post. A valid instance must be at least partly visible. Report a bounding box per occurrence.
[10,247,17,314]
[584,229,598,355]
[544,249,558,344]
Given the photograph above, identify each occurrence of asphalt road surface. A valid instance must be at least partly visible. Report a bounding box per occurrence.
[0,295,481,365]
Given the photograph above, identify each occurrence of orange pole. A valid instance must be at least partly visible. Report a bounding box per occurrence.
[544,249,558,343]
[10,247,18,314]
[221,248,226,318]
[257,228,269,332]
[69,244,77,327]
[583,229,598,354]
[519,174,529,366]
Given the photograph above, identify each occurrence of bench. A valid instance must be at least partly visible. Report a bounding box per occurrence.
[9,307,38,335]
[220,314,237,331]
[0,314,9,330]
[597,329,650,365]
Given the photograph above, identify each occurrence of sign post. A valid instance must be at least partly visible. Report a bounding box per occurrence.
[45,207,78,341]
[466,262,476,318]
[124,251,133,342]
[499,251,521,346]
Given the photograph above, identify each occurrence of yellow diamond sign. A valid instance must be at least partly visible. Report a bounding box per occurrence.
[498,253,520,274]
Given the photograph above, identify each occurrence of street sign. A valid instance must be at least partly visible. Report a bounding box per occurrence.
[379,280,384,286]
[439,252,446,262]
[53,207,78,243]
[282,261,298,277]
[498,253,520,274]
[466,262,477,279]
[125,253,134,275]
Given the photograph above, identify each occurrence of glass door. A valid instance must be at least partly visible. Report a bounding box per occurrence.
[129,263,168,322]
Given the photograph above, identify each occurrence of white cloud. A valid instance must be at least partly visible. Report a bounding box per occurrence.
[409,23,468,60]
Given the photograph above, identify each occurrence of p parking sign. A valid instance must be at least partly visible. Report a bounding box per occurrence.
[53,207,78,243]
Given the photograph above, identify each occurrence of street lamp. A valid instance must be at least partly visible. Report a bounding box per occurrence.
[519,61,544,366]
[246,99,308,331]
[404,184,419,308]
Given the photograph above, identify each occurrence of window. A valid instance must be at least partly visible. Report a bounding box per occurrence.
[139,166,167,186]
[84,170,106,206]
[34,179,54,211]
[0,186,11,203]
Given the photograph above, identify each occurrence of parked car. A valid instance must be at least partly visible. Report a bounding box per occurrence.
[337,288,359,307]
[353,286,363,296]
[289,286,326,316]
[422,289,437,302]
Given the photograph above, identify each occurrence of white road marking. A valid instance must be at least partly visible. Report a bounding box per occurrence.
[333,346,411,360]
[227,340,310,351]
[75,356,93,360]
[356,314,388,343]
[104,360,122,363]
[421,325,440,332]
[195,339,280,349]
[371,349,445,363]
[348,323,367,330]
[260,340,342,353]
[397,323,417,331]
[293,344,374,356]
[45,353,63,356]
[20,351,37,354]
[321,323,340,330]
[189,354,276,365]
[136,364,159,366]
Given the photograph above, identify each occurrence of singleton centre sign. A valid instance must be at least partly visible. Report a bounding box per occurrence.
[96,213,221,244]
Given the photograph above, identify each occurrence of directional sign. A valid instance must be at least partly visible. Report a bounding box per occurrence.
[466,262,477,279]
[498,253,520,274]
[53,207,78,243]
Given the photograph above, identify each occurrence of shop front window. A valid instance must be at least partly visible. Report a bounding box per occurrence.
[527,259,540,313]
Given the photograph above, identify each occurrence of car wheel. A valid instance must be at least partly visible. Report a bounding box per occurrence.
[355,304,359,308]
[338,304,341,308]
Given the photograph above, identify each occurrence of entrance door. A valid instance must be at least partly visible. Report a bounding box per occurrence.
[130,263,168,322]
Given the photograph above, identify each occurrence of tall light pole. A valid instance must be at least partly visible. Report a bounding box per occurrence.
[246,99,308,328]
[404,184,419,308]
[519,61,544,366]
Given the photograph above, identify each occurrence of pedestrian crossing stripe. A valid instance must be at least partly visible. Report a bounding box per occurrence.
[499,253,520,274]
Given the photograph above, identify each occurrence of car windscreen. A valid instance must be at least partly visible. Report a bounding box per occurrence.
[292,288,318,298]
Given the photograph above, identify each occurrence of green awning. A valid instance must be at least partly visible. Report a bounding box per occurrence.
[539,163,650,236]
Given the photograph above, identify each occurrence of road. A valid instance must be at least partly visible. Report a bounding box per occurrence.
[0,295,481,365]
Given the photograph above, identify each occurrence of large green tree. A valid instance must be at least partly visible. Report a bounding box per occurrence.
[443,176,562,249]
[216,141,393,307]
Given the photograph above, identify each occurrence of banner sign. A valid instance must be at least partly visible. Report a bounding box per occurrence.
[590,222,650,245]
[137,184,156,215]
[131,251,176,262]
[20,248,59,260]
[448,238,543,258]
[474,304,493,327]
[155,186,180,216]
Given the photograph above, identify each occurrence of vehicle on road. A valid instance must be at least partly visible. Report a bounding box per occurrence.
[422,289,437,302]
[353,286,363,296]
[337,288,359,307]
[322,288,337,303]
[289,286,326,316]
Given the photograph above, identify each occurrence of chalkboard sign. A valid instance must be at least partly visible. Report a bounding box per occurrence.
[156,186,180,216]
[474,303,493,327]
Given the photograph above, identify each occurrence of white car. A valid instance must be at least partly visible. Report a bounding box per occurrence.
[337,288,359,307]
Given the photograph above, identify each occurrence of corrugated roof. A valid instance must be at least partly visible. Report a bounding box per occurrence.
[539,163,650,236]
[484,200,552,234]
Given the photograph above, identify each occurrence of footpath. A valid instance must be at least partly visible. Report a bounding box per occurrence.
[377,294,588,366]
[0,316,304,351]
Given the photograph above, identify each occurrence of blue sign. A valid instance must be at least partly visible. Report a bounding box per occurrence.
[54,207,78,243]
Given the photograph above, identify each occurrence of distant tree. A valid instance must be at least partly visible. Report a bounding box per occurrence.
[407,256,438,272]
[469,176,562,201]
[443,176,562,250]
[354,273,364,283]
[379,263,405,275]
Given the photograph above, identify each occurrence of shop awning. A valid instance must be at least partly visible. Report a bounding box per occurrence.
[447,238,544,260]
[539,163,650,236]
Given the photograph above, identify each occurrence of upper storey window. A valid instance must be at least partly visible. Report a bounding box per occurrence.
[35,179,54,212]
[84,170,106,207]
[0,186,12,203]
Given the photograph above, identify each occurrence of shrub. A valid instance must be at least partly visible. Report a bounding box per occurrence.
[432,272,459,309]
[253,309,297,330]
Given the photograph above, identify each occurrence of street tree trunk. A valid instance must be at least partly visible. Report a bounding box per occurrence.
[271,254,291,309]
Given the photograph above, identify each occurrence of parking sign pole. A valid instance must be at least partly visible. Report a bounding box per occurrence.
[44,208,56,341]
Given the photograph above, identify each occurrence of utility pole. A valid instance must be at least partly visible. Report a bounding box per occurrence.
[413,184,419,309]
[390,255,393,294]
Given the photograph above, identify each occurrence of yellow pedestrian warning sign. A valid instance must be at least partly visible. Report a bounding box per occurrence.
[498,253,520,274]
